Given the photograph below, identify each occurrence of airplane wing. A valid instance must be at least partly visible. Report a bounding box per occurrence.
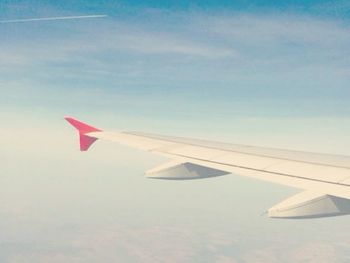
[65,116,350,219]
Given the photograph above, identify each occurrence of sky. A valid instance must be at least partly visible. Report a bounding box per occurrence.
[1,0,350,262]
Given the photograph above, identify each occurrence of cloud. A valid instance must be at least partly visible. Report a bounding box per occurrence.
[5,222,350,263]
[1,10,349,85]
[1,11,348,66]
[0,15,236,72]
[204,14,350,46]
[291,242,339,263]
[109,31,235,58]
[215,256,238,263]
[1,11,350,123]
[6,225,198,263]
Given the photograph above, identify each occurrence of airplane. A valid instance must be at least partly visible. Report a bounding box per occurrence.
[65,116,350,219]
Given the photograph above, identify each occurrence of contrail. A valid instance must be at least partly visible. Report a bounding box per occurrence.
[0,15,108,24]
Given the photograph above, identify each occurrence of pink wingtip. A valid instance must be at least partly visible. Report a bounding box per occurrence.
[65,116,102,151]
[80,134,98,151]
[64,116,102,134]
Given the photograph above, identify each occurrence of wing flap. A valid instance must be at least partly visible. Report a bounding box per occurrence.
[160,145,227,160]
[265,161,350,184]
[89,131,178,151]
[210,153,282,170]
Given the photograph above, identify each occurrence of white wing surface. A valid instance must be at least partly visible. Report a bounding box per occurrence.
[65,117,350,219]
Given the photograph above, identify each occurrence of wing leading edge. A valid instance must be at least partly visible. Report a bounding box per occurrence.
[65,117,350,219]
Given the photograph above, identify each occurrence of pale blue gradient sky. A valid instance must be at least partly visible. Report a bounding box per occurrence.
[1,1,350,262]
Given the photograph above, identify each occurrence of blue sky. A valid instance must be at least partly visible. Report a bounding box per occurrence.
[1,0,350,121]
[1,0,350,262]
